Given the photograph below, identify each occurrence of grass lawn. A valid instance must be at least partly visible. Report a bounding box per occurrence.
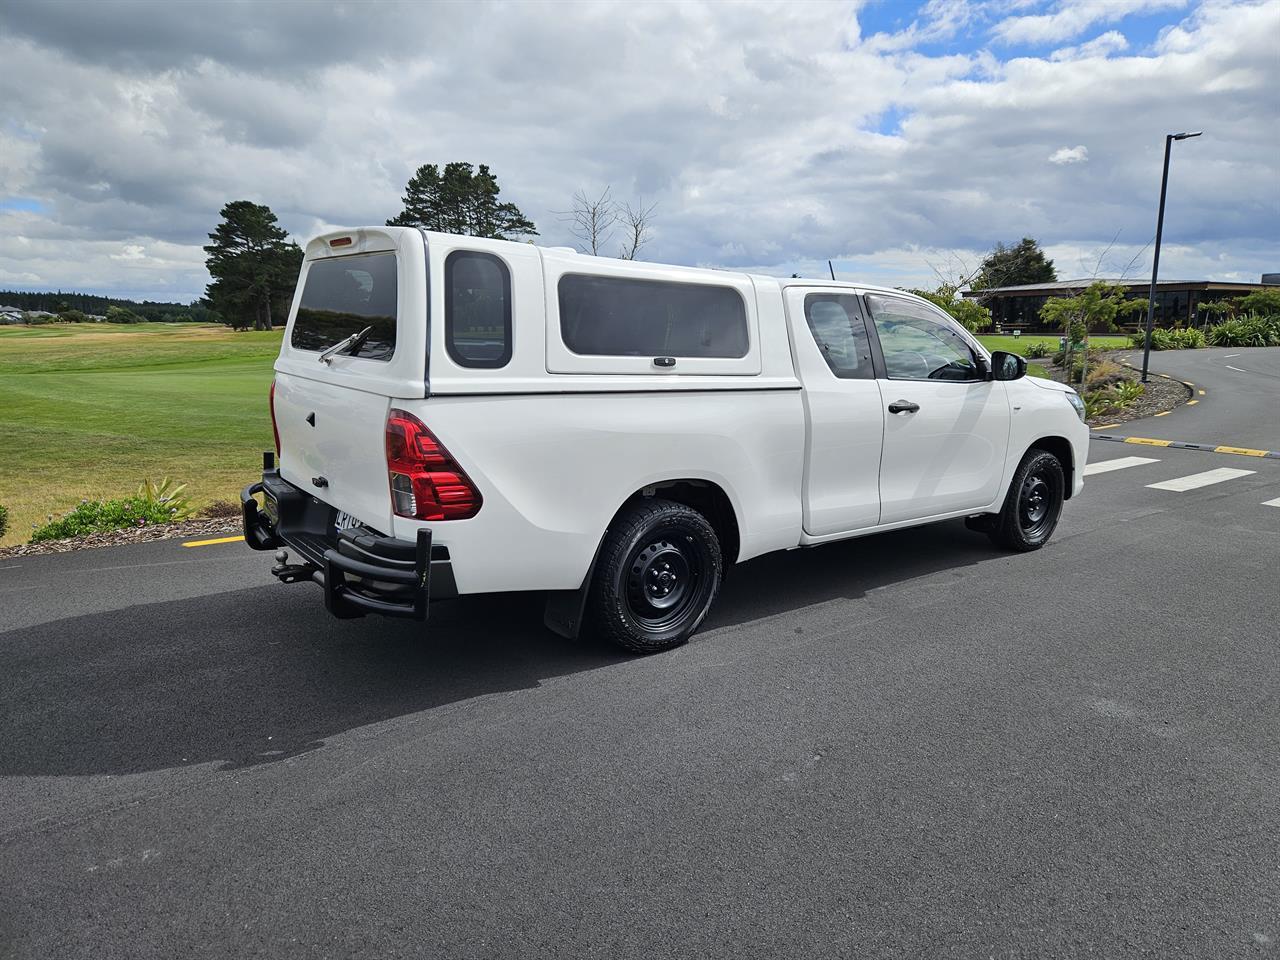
[978,333,1131,355]
[0,323,281,546]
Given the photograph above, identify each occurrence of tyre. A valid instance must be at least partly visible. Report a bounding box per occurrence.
[587,498,723,654]
[988,448,1065,552]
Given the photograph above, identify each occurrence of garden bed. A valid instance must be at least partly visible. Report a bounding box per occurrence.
[0,516,242,559]
[1031,350,1191,427]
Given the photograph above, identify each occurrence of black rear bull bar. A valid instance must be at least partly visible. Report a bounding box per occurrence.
[241,454,453,621]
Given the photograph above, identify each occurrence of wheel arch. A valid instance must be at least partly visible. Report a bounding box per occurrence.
[1028,435,1075,499]
[543,477,741,640]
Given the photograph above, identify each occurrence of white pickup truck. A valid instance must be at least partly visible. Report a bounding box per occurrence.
[242,227,1089,652]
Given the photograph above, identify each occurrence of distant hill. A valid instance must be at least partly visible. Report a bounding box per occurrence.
[0,290,217,324]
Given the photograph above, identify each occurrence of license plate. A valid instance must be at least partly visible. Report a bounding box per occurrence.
[263,492,279,525]
[334,510,362,535]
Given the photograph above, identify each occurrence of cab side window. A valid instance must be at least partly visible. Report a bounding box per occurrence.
[866,295,981,382]
[803,294,873,379]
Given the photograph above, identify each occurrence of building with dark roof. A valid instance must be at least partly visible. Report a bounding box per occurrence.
[962,278,1276,332]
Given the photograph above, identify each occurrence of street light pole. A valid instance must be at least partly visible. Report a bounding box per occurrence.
[1141,131,1202,383]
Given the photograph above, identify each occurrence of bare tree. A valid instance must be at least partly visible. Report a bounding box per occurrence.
[924,250,983,293]
[618,198,658,261]
[557,187,617,255]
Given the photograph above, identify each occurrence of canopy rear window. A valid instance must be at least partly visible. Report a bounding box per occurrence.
[292,252,397,361]
[558,274,749,358]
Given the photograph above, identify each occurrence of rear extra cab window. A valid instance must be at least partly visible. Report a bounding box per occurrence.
[542,250,761,376]
[291,252,397,361]
[803,294,874,379]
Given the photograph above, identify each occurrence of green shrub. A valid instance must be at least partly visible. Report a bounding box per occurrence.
[1083,392,1118,419]
[0,504,8,538]
[105,305,145,324]
[1023,341,1051,359]
[1237,289,1280,316]
[1170,327,1205,349]
[1085,359,1126,389]
[1207,313,1280,348]
[1112,380,1145,404]
[30,478,193,543]
[1130,327,1206,350]
[1054,346,1103,383]
[137,477,193,517]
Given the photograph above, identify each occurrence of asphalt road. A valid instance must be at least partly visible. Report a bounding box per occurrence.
[1110,346,1280,451]
[3,438,1279,958]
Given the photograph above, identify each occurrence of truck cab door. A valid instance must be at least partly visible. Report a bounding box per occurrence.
[784,288,884,535]
[863,293,1011,524]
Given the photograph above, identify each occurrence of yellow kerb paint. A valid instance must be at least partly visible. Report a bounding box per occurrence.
[181,535,246,548]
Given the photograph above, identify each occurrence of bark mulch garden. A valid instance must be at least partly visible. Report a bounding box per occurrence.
[1033,350,1191,428]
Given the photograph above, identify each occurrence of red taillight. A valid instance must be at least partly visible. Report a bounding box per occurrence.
[269,378,281,456]
[385,409,481,521]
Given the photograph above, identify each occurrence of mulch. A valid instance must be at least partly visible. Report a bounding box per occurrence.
[0,517,243,560]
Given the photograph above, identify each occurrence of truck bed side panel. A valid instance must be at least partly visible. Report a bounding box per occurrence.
[389,389,806,595]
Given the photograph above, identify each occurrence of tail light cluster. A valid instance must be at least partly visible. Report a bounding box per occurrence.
[385,409,482,521]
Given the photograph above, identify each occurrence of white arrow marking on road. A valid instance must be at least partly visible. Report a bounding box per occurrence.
[1263,497,1280,508]
[1084,456,1161,476]
[1147,467,1255,492]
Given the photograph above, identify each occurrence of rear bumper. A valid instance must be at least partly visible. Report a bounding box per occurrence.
[241,468,456,621]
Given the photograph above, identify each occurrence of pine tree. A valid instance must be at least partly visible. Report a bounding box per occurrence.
[972,238,1058,290]
[387,162,537,239]
[203,201,302,331]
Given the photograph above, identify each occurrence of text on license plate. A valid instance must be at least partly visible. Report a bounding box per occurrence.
[334,510,362,535]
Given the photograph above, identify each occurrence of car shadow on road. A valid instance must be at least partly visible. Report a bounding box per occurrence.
[1,520,999,778]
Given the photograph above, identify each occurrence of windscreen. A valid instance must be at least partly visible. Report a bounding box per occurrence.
[291,252,397,361]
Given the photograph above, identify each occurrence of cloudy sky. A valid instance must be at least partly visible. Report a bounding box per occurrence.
[1,0,1276,303]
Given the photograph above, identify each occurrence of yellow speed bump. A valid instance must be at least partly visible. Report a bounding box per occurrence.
[1213,446,1268,458]
[182,535,246,548]
[1124,437,1173,447]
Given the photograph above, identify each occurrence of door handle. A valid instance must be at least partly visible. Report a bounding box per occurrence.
[887,400,920,414]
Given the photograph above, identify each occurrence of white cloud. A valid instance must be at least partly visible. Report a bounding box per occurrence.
[1050,29,1130,60]
[993,0,1188,46]
[1048,145,1090,164]
[0,0,1275,301]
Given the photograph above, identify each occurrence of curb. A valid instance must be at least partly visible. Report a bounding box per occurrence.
[1092,435,1280,460]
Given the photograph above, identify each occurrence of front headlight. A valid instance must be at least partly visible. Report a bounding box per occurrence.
[1064,390,1086,422]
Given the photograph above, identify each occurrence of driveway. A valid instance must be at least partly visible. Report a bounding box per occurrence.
[3,437,1279,959]
[1109,345,1280,451]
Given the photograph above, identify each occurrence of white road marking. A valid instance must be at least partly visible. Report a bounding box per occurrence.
[1263,497,1280,508]
[1147,467,1256,492]
[1084,456,1161,476]
[1225,364,1247,373]
[1223,353,1240,358]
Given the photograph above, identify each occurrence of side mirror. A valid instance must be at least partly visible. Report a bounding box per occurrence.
[990,351,1027,381]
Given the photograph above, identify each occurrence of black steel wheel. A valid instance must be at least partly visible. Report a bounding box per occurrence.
[989,449,1066,551]
[588,499,722,654]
